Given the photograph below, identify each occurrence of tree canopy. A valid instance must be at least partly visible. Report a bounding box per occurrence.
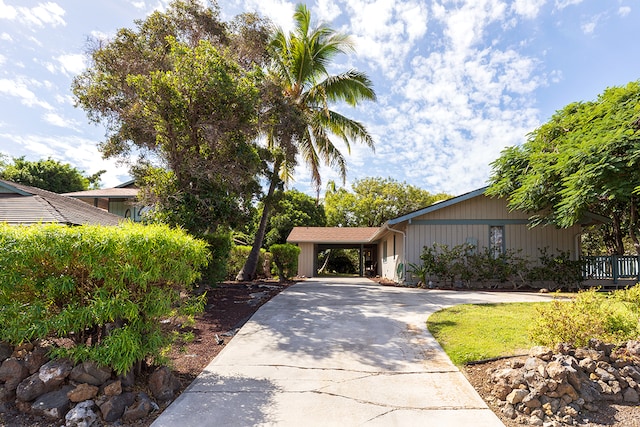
[0,156,103,193]
[487,80,640,255]
[72,0,269,232]
[324,177,450,227]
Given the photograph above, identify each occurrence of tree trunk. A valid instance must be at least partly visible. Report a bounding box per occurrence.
[629,198,640,256]
[236,160,281,281]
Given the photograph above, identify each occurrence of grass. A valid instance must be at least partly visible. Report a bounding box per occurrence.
[426,302,550,365]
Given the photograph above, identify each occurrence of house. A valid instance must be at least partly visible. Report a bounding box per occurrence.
[0,179,122,226]
[288,187,608,283]
[64,180,143,221]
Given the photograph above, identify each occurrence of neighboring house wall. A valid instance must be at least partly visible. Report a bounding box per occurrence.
[109,199,142,221]
[297,242,315,278]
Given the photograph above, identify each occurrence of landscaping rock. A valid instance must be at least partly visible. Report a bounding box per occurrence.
[65,400,98,427]
[68,383,99,403]
[0,358,29,391]
[30,385,73,419]
[103,379,122,396]
[99,391,135,423]
[70,361,112,386]
[38,359,73,387]
[16,372,48,402]
[148,366,181,401]
[118,368,135,388]
[623,387,639,403]
[122,392,155,422]
[25,345,49,374]
[0,342,12,362]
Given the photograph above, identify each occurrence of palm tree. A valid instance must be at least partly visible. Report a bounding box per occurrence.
[236,4,376,281]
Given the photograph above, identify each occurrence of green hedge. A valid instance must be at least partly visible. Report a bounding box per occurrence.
[0,222,209,374]
[270,243,300,281]
[227,245,270,280]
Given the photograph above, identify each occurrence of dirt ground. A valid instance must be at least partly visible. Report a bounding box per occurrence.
[2,280,638,426]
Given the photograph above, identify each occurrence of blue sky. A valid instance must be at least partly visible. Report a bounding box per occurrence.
[0,0,638,197]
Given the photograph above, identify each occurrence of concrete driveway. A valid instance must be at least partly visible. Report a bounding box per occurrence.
[152,277,558,427]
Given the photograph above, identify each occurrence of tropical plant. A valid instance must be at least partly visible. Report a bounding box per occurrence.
[0,156,104,192]
[236,4,376,280]
[270,243,301,281]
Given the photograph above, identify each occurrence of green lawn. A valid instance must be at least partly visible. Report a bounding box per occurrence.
[426,302,550,365]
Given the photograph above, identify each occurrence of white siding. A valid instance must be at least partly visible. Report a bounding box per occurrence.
[296,243,315,277]
[378,229,405,282]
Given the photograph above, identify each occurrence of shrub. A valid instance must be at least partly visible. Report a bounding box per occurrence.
[198,231,232,284]
[0,222,209,374]
[227,245,269,280]
[527,248,583,291]
[270,243,300,281]
[529,288,640,347]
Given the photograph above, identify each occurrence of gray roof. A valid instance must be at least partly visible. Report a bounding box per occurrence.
[0,179,123,226]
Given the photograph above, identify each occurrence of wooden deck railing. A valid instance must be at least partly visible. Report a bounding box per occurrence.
[582,255,640,284]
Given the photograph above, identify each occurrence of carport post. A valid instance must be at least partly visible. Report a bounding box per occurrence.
[359,244,363,276]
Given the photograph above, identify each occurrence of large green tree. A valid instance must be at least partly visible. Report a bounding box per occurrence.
[487,80,640,255]
[262,189,326,248]
[324,177,450,227]
[0,156,104,193]
[72,0,269,232]
[236,4,376,280]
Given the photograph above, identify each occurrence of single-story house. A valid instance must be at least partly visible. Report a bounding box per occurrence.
[287,187,608,283]
[0,179,122,226]
[64,179,143,221]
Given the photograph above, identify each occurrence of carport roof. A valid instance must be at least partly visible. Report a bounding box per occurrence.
[287,227,380,244]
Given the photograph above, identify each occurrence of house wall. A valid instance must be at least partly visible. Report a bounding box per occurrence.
[296,242,315,278]
[380,195,582,283]
[378,230,405,282]
[109,200,142,222]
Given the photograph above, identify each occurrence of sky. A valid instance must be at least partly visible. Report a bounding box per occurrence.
[0,0,638,197]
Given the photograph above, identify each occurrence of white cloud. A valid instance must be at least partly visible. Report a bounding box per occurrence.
[581,16,598,34]
[43,112,78,129]
[0,32,12,41]
[0,54,5,65]
[0,1,66,27]
[0,78,53,110]
[554,0,583,10]
[55,53,86,75]
[618,6,631,17]
[511,0,546,19]
[313,0,341,22]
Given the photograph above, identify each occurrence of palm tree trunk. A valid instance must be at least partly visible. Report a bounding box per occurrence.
[236,160,281,281]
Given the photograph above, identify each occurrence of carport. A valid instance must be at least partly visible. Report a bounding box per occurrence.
[287,227,380,278]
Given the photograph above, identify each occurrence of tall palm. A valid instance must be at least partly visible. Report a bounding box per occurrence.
[236,4,376,280]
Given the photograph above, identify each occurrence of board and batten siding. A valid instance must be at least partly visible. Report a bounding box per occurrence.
[402,195,582,274]
[296,242,315,278]
[378,232,404,281]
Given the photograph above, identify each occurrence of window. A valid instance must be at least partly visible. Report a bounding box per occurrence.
[489,226,504,259]
[382,240,388,262]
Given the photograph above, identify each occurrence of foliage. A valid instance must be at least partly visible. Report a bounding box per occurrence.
[262,189,326,248]
[529,288,640,347]
[487,81,640,255]
[324,177,450,227]
[198,230,233,284]
[412,243,582,290]
[427,303,546,365]
[0,223,209,374]
[269,243,301,281]
[237,3,376,280]
[0,156,104,193]
[73,0,268,233]
[227,245,269,280]
[318,248,360,275]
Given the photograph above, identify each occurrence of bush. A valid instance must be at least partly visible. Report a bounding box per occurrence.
[198,231,232,284]
[527,248,583,291]
[0,222,209,374]
[227,245,270,280]
[529,288,640,347]
[270,243,300,281]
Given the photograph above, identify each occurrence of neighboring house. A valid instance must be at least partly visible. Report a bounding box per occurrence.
[64,180,143,222]
[0,179,122,226]
[288,187,608,283]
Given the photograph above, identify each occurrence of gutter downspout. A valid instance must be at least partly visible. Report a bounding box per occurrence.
[382,223,407,283]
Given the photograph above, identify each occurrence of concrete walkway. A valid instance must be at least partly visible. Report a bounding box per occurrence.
[152,278,558,427]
